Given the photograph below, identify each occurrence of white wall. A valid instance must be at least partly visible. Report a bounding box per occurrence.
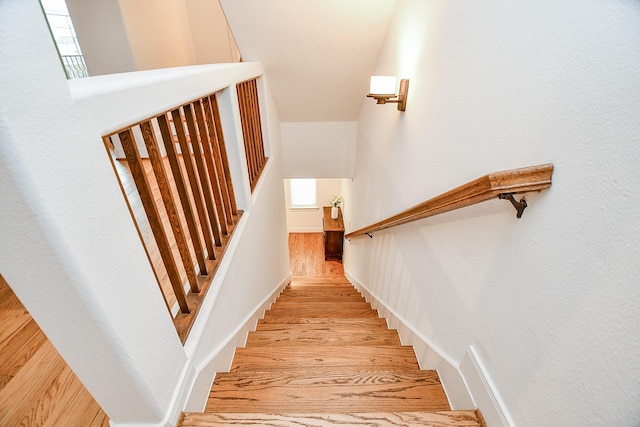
[118,0,196,71]
[283,178,343,232]
[281,121,357,178]
[65,0,138,75]
[0,2,289,425]
[344,1,640,426]
[66,0,239,76]
[185,0,241,64]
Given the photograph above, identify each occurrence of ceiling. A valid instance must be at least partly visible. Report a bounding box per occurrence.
[219,0,397,122]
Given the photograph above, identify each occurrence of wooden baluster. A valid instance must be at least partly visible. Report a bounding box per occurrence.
[203,96,233,226]
[157,114,208,275]
[250,79,266,167]
[171,108,216,260]
[238,82,257,185]
[243,81,259,181]
[119,128,190,313]
[209,95,238,216]
[194,99,228,235]
[247,82,260,179]
[140,121,199,294]
[183,104,222,247]
[244,81,258,176]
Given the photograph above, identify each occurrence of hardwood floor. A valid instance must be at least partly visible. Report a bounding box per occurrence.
[0,275,109,427]
[181,237,482,426]
[288,233,344,279]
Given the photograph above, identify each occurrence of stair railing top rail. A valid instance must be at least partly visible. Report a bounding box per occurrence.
[345,164,554,239]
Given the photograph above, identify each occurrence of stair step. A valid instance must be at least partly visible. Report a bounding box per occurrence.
[182,410,482,426]
[263,306,379,319]
[257,317,388,327]
[246,326,401,346]
[290,277,352,285]
[279,289,363,298]
[231,345,419,372]
[275,295,366,304]
[272,300,370,310]
[207,370,449,413]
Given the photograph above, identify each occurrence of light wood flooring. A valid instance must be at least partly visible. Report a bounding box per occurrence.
[288,232,344,279]
[181,234,482,426]
[0,274,109,426]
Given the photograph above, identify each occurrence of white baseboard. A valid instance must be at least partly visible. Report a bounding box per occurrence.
[183,274,291,412]
[460,346,514,427]
[346,273,475,411]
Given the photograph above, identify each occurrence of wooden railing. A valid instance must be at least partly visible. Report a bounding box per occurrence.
[103,92,241,342]
[346,164,554,239]
[236,78,267,191]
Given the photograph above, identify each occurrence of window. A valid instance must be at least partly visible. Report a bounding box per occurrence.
[289,179,317,208]
[40,0,89,79]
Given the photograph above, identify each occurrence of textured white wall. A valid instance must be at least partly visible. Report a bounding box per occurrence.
[283,178,344,232]
[185,0,241,64]
[65,0,138,75]
[344,0,640,426]
[67,0,238,76]
[118,0,196,71]
[1,1,288,424]
[281,121,357,178]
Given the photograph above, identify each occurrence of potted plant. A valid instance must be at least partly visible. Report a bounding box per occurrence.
[329,194,343,219]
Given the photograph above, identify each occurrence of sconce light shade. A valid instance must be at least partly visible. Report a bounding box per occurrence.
[367,76,409,111]
[369,76,397,95]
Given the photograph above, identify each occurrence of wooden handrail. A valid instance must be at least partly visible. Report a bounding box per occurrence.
[345,164,554,238]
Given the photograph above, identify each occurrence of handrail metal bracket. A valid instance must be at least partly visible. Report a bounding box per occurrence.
[365,232,373,238]
[498,193,527,218]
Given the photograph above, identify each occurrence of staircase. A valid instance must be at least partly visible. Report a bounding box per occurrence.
[181,278,483,426]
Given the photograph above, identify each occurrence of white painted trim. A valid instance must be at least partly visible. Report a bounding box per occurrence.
[288,206,320,211]
[161,362,197,427]
[183,274,291,412]
[460,346,515,427]
[346,273,475,410]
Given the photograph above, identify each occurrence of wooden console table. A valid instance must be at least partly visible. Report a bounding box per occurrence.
[323,206,344,260]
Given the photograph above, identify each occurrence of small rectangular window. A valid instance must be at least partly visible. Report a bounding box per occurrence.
[290,179,317,208]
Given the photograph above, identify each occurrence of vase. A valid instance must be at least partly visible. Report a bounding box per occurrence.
[331,206,338,219]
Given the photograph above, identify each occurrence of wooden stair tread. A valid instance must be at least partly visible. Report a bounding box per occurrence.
[231,346,419,372]
[276,293,363,299]
[263,306,379,319]
[284,283,358,290]
[287,285,355,291]
[246,328,400,346]
[180,272,481,426]
[271,300,371,309]
[278,292,363,300]
[257,317,388,327]
[255,321,391,332]
[207,369,449,413]
[276,297,365,304]
[182,410,482,426]
[290,277,352,285]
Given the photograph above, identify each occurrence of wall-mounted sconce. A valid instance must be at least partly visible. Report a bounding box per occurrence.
[366,76,409,111]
